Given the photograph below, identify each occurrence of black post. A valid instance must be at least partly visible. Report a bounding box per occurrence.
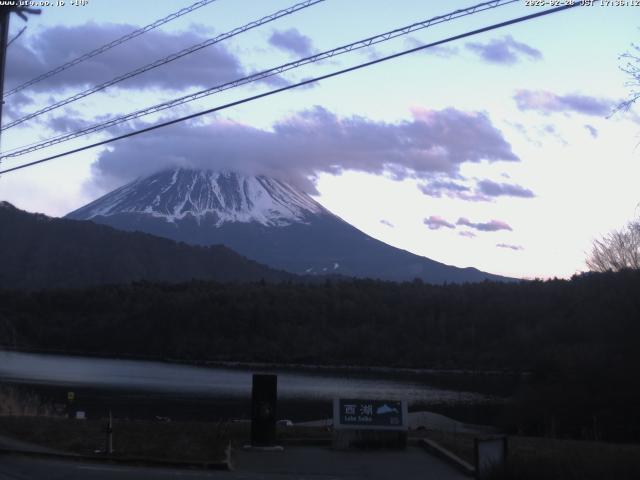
[250,374,277,447]
[105,410,113,454]
[0,6,11,149]
[0,5,41,152]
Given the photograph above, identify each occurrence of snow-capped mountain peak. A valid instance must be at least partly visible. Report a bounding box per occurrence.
[66,167,511,284]
[69,169,327,227]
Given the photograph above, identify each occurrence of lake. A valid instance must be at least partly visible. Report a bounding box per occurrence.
[0,350,506,422]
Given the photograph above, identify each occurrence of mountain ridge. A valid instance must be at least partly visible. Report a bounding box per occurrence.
[67,168,513,284]
[0,201,294,290]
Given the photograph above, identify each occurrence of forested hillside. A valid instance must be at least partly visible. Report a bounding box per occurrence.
[1,270,639,440]
[1,271,638,369]
[0,202,293,289]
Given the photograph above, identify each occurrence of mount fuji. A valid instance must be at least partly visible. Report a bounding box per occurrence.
[67,169,510,283]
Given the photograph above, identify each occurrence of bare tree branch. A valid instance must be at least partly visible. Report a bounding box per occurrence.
[587,219,640,272]
[612,36,640,114]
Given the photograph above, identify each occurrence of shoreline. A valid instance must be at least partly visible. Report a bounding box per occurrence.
[0,346,529,378]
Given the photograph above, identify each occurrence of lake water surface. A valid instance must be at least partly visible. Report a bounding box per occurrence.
[0,351,491,404]
[0,351,506,422]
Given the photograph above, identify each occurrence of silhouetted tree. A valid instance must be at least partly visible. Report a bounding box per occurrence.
[587,219,640,272]
[616,38,640,112]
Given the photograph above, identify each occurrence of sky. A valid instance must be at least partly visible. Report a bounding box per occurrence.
[0,0,639,280]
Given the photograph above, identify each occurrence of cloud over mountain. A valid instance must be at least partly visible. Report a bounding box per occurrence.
[89,106,518,194]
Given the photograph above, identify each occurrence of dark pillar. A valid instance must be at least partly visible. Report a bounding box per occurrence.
[250,374,277,446]
[0,7,11,149]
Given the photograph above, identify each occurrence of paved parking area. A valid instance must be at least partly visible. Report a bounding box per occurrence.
[0,446,468,479]
[233,446,469,479]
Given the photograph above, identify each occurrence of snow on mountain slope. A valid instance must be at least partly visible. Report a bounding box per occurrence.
[67,168,513,284]
[69,169,327,227]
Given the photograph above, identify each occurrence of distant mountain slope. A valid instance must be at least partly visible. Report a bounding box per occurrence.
[68,169,512,284]
[0,201,293,290]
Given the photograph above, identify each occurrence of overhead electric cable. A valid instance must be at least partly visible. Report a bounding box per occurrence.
[0,3,580,176]
[7,26,26,48]
[3,0,221,98]
[1,0,325,131]
[1,0,518,159]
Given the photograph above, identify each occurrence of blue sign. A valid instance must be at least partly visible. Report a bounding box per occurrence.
[336,399,405,428]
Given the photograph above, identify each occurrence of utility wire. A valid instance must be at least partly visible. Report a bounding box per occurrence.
[0,0,518,159]
[2,0,325,131]
[0,4,580,176]
[6,26,26,48]
[3,0,220,99]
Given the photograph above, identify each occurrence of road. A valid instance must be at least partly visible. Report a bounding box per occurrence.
[0,447,469,479]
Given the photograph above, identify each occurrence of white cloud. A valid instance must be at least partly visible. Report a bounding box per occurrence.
[89,106,519,194]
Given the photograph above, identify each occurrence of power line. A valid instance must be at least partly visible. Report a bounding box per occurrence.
[0,3,580,176]
[3,0,221,99]
[6,26,26,48]
[1,0,325,132]
[1,0,518,160]
[1,0,516,157]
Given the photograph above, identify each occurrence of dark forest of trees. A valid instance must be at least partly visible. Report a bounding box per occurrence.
[1,270,640,440]
[0,202,293,289]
